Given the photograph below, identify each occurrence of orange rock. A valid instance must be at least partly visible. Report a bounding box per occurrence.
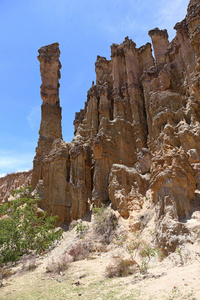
[30,0,200,257]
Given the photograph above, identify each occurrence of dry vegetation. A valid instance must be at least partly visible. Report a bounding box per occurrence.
[0,202,200,299]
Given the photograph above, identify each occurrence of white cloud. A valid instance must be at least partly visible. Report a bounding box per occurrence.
[0,151,34,175]
[27,106,41,130]
[156,0,188,39]
[98,0,189,43]
[0,173,6,178]
[159,0,188,21]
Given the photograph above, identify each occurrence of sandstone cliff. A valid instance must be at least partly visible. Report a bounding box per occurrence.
[32,0,200,254]
[0,170,32,202]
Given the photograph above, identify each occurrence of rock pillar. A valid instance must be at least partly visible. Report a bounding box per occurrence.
[32,43,62,189]
[148,28,169,68]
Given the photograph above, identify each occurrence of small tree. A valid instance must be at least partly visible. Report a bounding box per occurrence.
[0,186,62,264]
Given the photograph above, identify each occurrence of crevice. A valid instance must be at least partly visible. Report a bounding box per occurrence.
[109,97,114,121]
[140,84,149,141]
[66,156,70,183]
[91,164,94,193]
[97,96,100,128]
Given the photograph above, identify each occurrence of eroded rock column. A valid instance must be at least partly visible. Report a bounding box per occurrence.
[148,28,169,68]
[32,43,62,189]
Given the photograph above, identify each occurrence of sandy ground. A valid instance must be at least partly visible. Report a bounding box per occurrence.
[1,210,200,300]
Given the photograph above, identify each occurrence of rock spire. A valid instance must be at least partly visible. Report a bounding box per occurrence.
[31,0,200,254]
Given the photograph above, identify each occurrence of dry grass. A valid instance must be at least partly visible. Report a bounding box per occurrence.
[68,240,94,261]
[105,257,138,278]
[22,255,38,272]
[46,254,72,274]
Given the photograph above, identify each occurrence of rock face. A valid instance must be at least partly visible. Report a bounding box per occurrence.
[0,171,32,203]
[109,164,149,219]
[32,0,200,253]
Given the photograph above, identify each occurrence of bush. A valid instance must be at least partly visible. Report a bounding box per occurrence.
[0,187,63,264]
[92,204,118,243]
[140,260,149,274]
[73,220,88,238]
[0,267,14,282]
[126,238,141,259]
[139,242,157,260]
[68,240,92,261]
[46,254,71,273]
[105,257,138,278]
[126,238,161,274]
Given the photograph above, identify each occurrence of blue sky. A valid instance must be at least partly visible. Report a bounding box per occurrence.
[0,0,189,177]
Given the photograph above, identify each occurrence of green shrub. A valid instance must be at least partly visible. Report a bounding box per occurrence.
[126,238,141,259]
[126,238,161,274]
[140,260,149,274]
[0,187,63,264]
[73,220,88,238]
[139,242,157,259]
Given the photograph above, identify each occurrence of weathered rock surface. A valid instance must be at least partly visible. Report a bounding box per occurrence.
[32,43,62,190]
[32,38,153,223]
[109,164,149,219]
[31,0,200,254]
[0,171,32,202]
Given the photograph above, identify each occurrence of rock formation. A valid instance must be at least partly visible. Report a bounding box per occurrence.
[0,171,32,202]
[32,43,62,189]
[32,0,200,254]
